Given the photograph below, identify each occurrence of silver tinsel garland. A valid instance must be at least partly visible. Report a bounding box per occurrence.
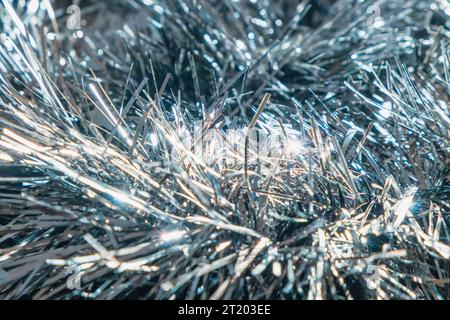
[0,0,448,300]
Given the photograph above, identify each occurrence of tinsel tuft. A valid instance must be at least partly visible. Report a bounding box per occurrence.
[0,0,449,300]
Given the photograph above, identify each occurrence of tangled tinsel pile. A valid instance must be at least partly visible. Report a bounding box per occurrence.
[0,0,449,300]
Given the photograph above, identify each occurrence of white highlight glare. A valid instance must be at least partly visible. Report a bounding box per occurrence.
[380,101,392,119]
[272,261,282,277]
[160,230,186,242]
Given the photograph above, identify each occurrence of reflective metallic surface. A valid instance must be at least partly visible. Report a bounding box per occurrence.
[0,0,448,299]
